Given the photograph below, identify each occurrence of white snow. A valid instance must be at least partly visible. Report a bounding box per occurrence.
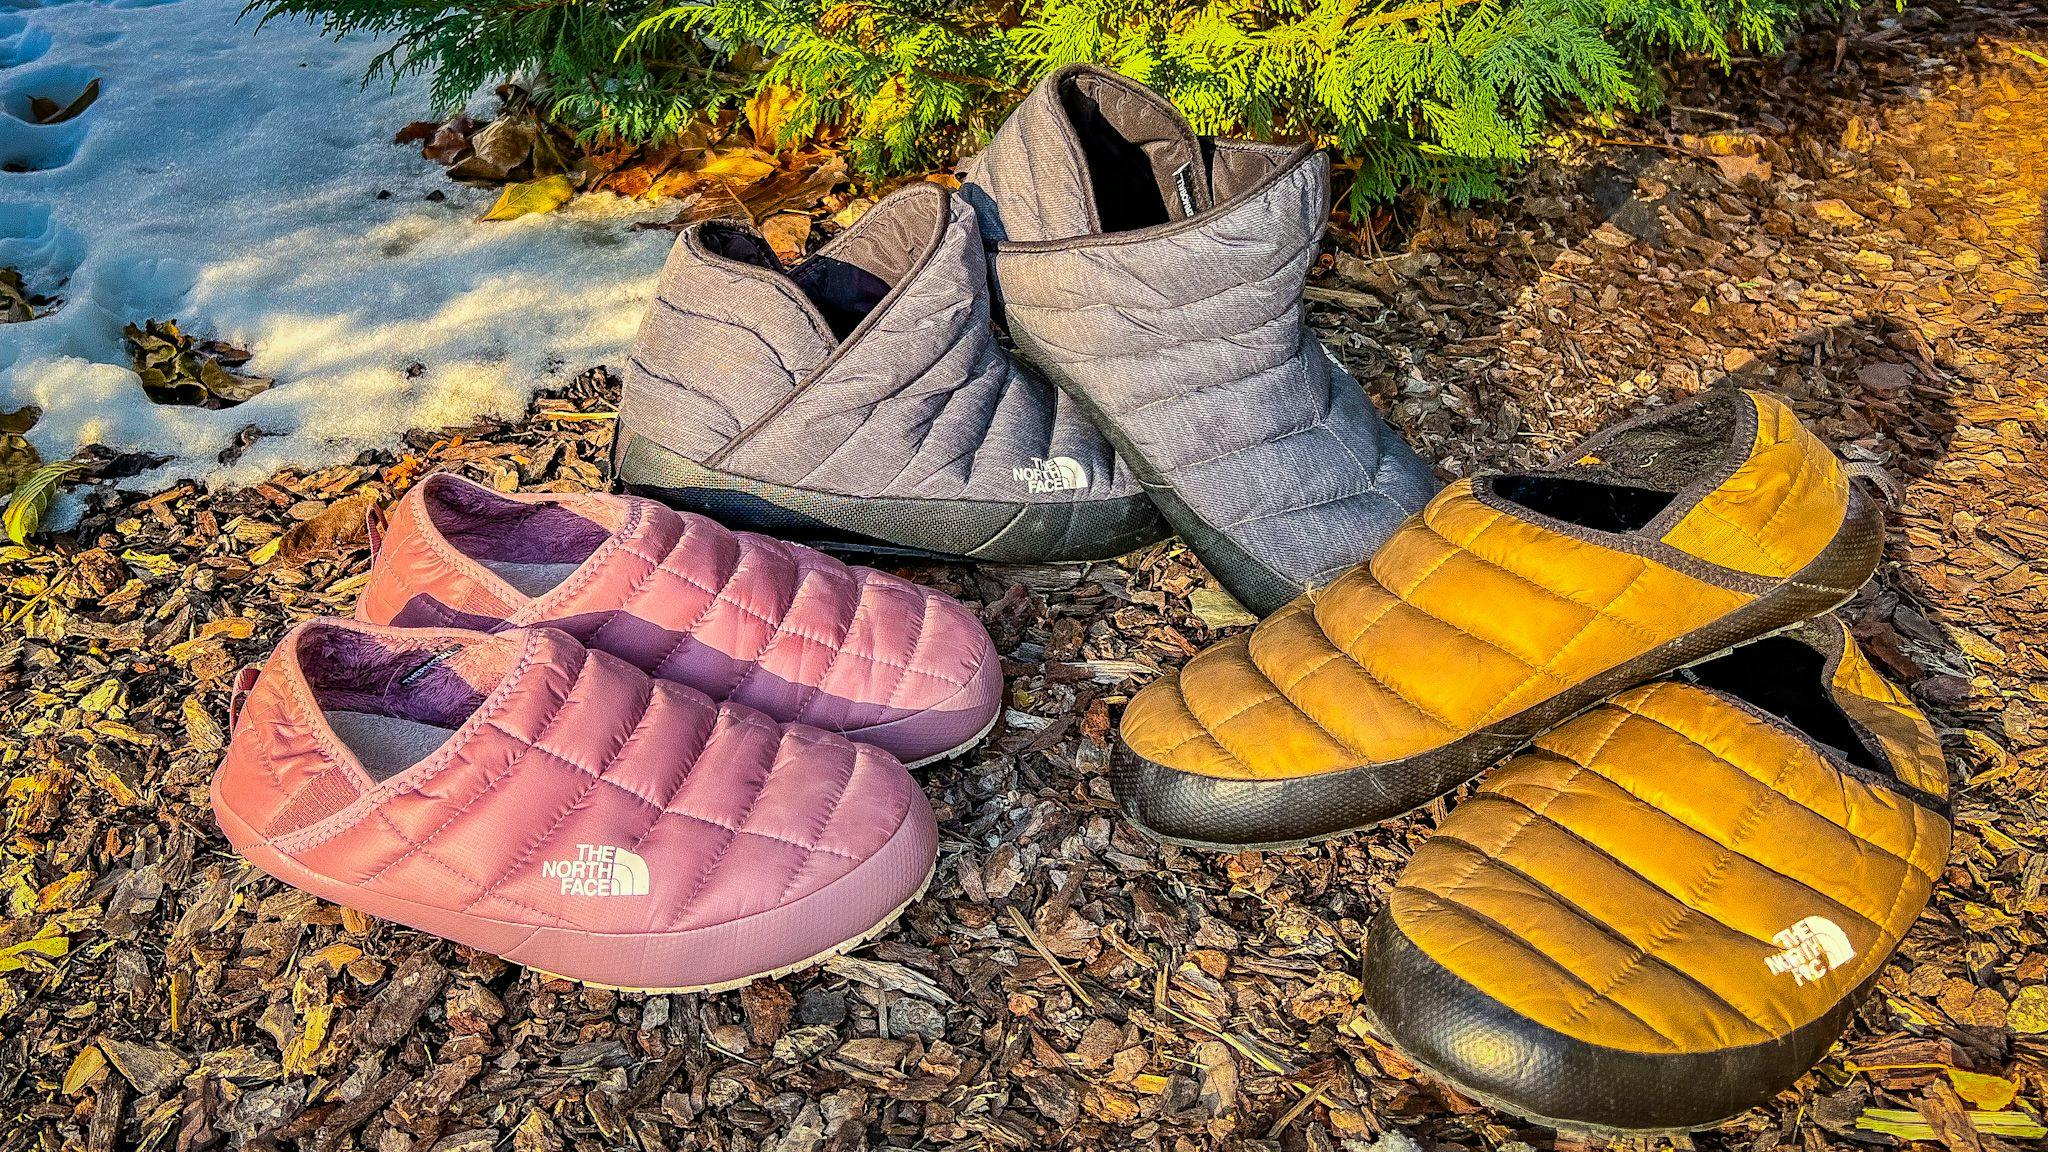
[0,0,675,489]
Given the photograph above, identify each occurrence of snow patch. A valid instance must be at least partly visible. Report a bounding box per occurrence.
[0,0,675,489]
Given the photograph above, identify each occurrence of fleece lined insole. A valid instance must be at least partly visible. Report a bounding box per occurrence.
[481,560,581,598]
[327,711,460,781]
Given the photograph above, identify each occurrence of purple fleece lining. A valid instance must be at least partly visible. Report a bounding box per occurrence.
[422,475,612,567]
[295,626,499,729]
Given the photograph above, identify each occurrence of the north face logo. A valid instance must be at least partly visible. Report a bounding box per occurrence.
[540,844,650,897]
[1765,916,1855,985]
[1013,456,1087,494]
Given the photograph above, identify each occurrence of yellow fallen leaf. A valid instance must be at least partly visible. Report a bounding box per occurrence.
[2010,985,2048,1033]
[311,943,363,971]
[79,679,122,714]
[697,150,777,184]
[36,870,90,911]
[199,617,257,642]
[167,968,190,1032]
[281,1001,332,1076]
[63,1045,105,1095]
[120,549,179,576]
[1948,1069,2018,1110]
[480,174,577,222]
[1857,1107,2045,1141]
[0,932,70,972]
[746,84,803,149]
[6,873,37,919]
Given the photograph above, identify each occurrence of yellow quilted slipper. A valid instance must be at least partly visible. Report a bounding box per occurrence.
[1361,617,1950,1133]
[1117,389,1884,847]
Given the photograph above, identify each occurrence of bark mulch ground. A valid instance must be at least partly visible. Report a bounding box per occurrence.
[3,2,2045,1149]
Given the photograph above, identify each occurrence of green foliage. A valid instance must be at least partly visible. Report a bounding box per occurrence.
[252,0,1850,205]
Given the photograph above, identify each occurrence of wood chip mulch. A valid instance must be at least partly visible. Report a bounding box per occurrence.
[2,2,2044,1149]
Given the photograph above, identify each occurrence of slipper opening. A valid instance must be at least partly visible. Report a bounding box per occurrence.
[421,476,611,597]
[1490,390,1747,532]
[294,625,511,781]
[1054,69,1204,232]
[1682,636,1884,773]
[790,186,947,338]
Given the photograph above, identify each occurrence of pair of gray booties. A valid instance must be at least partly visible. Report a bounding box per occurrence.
[613,64,1438,616]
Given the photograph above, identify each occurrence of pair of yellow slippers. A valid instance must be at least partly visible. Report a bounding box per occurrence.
[1118,389,1949,1133]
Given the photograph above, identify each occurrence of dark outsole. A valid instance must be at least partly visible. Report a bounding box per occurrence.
[612,431,1167,564]
[1113,484,1886,850]
[1359,910,1887,1134]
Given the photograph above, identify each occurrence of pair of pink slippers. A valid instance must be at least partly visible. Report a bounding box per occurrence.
[211,474,1003,992]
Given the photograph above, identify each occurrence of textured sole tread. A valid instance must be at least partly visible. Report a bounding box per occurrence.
[901,710,1002,771]
[1356,1002,1751,1138]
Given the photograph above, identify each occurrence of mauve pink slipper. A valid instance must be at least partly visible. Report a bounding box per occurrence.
[211,618,938,992]
[355,473,1002,768]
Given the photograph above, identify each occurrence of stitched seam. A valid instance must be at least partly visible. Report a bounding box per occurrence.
[787,580,873,726]
[641,537,761,679]
[1739,444,1816,573]
[877,586,937,712]
[1478,790,1795,955]
[1430,516,1668,647]
[509,737,860,860]
[1427,833,1773,1041]
[515,499,649,617]
[464,684,669,915]
[365,808,558,922]
[1528,564,1659,686]
[1552,748,1805,1032]
[1426,731,1608,912]
[1620,706,1937,882]
[1217,470,1409,532]
[585,518,711,648]
[1399,886,1676,1047]
[1574,739,1891,936]
[723,561,827,703]
[767,747,864,906]
[462,775,607,917]
[664,736,786,922]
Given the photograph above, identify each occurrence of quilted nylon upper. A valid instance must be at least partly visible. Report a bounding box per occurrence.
[1380,625,1949,1054]
[1120,390,1852,782]
[356,474,1002,762]
[615,181,1150,512]
[215,624,926,939]
[962,65,1438,612]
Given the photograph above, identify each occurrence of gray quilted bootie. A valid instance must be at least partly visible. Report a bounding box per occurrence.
[962,64,1439,614]
[613,181,1168,562]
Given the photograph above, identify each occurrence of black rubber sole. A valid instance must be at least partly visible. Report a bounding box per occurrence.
[1112,485,1886,849]
[612,431,1168,564]
[1359,910,1884,1134]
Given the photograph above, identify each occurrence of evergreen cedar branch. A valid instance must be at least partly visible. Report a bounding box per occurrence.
[248,0,1852,206]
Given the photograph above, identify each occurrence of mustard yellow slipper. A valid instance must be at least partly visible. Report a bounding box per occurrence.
[1361,617,1949,1133]
[1117,389,1883,848]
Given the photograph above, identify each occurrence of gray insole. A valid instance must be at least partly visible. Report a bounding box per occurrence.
[481,560,580,598]
[327,711,460,781]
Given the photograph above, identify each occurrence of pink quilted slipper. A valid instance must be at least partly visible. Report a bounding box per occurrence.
[356,473,1002,768]
[211,619,938,992]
